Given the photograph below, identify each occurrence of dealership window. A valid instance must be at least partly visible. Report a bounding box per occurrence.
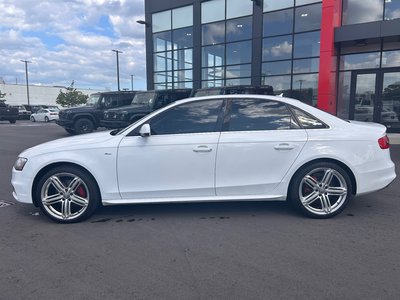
[342,0,400,25]
[262,61,292,76]
[337,39,400,119]
[152,5,193,90]
[262,1,321,103]
[263,0,294,12]
[263,9,293,37]
[201,0,253,87]
[295,3,322,32]
[385,0,400,20]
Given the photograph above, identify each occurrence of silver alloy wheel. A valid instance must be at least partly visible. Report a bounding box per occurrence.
[40,172,90,220]
[299,167,348,216]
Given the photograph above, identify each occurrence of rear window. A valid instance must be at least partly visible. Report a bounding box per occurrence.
[290,106,328,129]
[226,99,300,131]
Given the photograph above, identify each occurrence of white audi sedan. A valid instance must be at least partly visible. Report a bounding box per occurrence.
[12,95,396,223]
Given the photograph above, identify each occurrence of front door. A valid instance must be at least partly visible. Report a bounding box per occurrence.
[117,99,225,200]
[350,69,400,132]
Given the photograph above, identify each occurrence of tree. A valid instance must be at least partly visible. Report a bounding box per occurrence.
[56,81,88,107]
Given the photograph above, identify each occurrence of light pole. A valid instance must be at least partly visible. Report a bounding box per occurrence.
[20,60,31,106]
[130,75,134,91]
[112,49,123,91]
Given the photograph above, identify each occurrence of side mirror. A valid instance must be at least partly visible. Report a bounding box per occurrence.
[139,124,151,137]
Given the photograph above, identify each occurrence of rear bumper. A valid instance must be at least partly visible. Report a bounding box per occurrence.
[356,161,396,195]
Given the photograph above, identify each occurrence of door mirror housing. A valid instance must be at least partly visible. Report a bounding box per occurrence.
[139,124,151,137]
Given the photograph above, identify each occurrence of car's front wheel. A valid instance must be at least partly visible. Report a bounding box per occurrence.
[35,166,100,223]
[289,162,352,218]
[74,118,94,134]
[31,116,35,122]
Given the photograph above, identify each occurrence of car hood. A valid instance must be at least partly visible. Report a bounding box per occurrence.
[105,104,151,113]
[61,106,96,114]
[20,131,120,158]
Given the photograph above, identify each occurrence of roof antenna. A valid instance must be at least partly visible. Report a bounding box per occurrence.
[278,93,284,97]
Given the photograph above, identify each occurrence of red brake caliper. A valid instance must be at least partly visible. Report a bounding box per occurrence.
[76,185,87,198]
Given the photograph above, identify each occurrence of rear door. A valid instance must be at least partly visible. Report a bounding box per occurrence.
[216,98,308,196]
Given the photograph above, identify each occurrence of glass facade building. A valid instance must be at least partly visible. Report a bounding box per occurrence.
[144,0,400,132]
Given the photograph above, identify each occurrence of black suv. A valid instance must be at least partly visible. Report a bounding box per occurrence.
[101,89,192,129]
[57,91,138,134]
[192,85,274,97]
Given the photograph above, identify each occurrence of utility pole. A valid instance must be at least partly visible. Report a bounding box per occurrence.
[112,49,123,91]
[20,60,31,105]
[130,75,134,91]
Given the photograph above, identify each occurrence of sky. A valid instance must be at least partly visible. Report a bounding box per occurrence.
[0,0,146,91]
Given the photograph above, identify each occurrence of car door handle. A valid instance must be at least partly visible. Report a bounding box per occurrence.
[274,143,295,150]
[193,145,212,153]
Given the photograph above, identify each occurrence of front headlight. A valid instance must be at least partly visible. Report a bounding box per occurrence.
[14,157,28,171]
[121,111,128,119]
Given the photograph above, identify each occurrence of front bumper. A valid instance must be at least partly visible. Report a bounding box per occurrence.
[11,168,34,204]
[100,119,129,129]
[56,118,74,128]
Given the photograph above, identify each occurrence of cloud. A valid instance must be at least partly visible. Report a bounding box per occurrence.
[0,0,146,90]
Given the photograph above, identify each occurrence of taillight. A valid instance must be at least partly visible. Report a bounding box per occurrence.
[378,135,390,149]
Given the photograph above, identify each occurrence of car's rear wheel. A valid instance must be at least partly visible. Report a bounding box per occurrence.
[31,116,35,122]
[289,162,352,218]
[74,118,94,134]
[9,119,16,124]
[44,116,49,122]
[35,166,100,223]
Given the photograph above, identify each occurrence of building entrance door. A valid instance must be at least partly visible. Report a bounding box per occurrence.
[350,69,400,132]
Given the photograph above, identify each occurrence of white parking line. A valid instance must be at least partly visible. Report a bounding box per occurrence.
[0,200,14,208]
[0,122,57,127]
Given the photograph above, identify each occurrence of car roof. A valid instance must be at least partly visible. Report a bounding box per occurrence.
[177,94,301,105]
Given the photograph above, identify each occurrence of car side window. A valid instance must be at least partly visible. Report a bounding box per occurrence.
[148,100,224,135]
[225,99,299,131]
[290,106,328,129]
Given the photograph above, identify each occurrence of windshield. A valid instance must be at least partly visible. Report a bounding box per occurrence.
[132,92,156,106]
[86,94,100,107]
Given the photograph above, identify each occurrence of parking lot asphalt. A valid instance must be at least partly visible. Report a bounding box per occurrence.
[1,121,399,300]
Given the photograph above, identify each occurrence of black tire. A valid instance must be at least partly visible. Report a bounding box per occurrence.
[31,116,36,122]
[65,128,76,135]
[35,165,101,223]
[74,118,94,134]
[288,162,352,219]
[9,119,16,124]
[44,116,49,122]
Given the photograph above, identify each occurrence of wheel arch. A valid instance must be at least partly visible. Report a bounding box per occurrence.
[31,162,102,207]
[288,158,357,196]
[72,114,97,126]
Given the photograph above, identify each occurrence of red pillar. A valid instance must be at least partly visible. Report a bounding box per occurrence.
[317,0,342,114]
